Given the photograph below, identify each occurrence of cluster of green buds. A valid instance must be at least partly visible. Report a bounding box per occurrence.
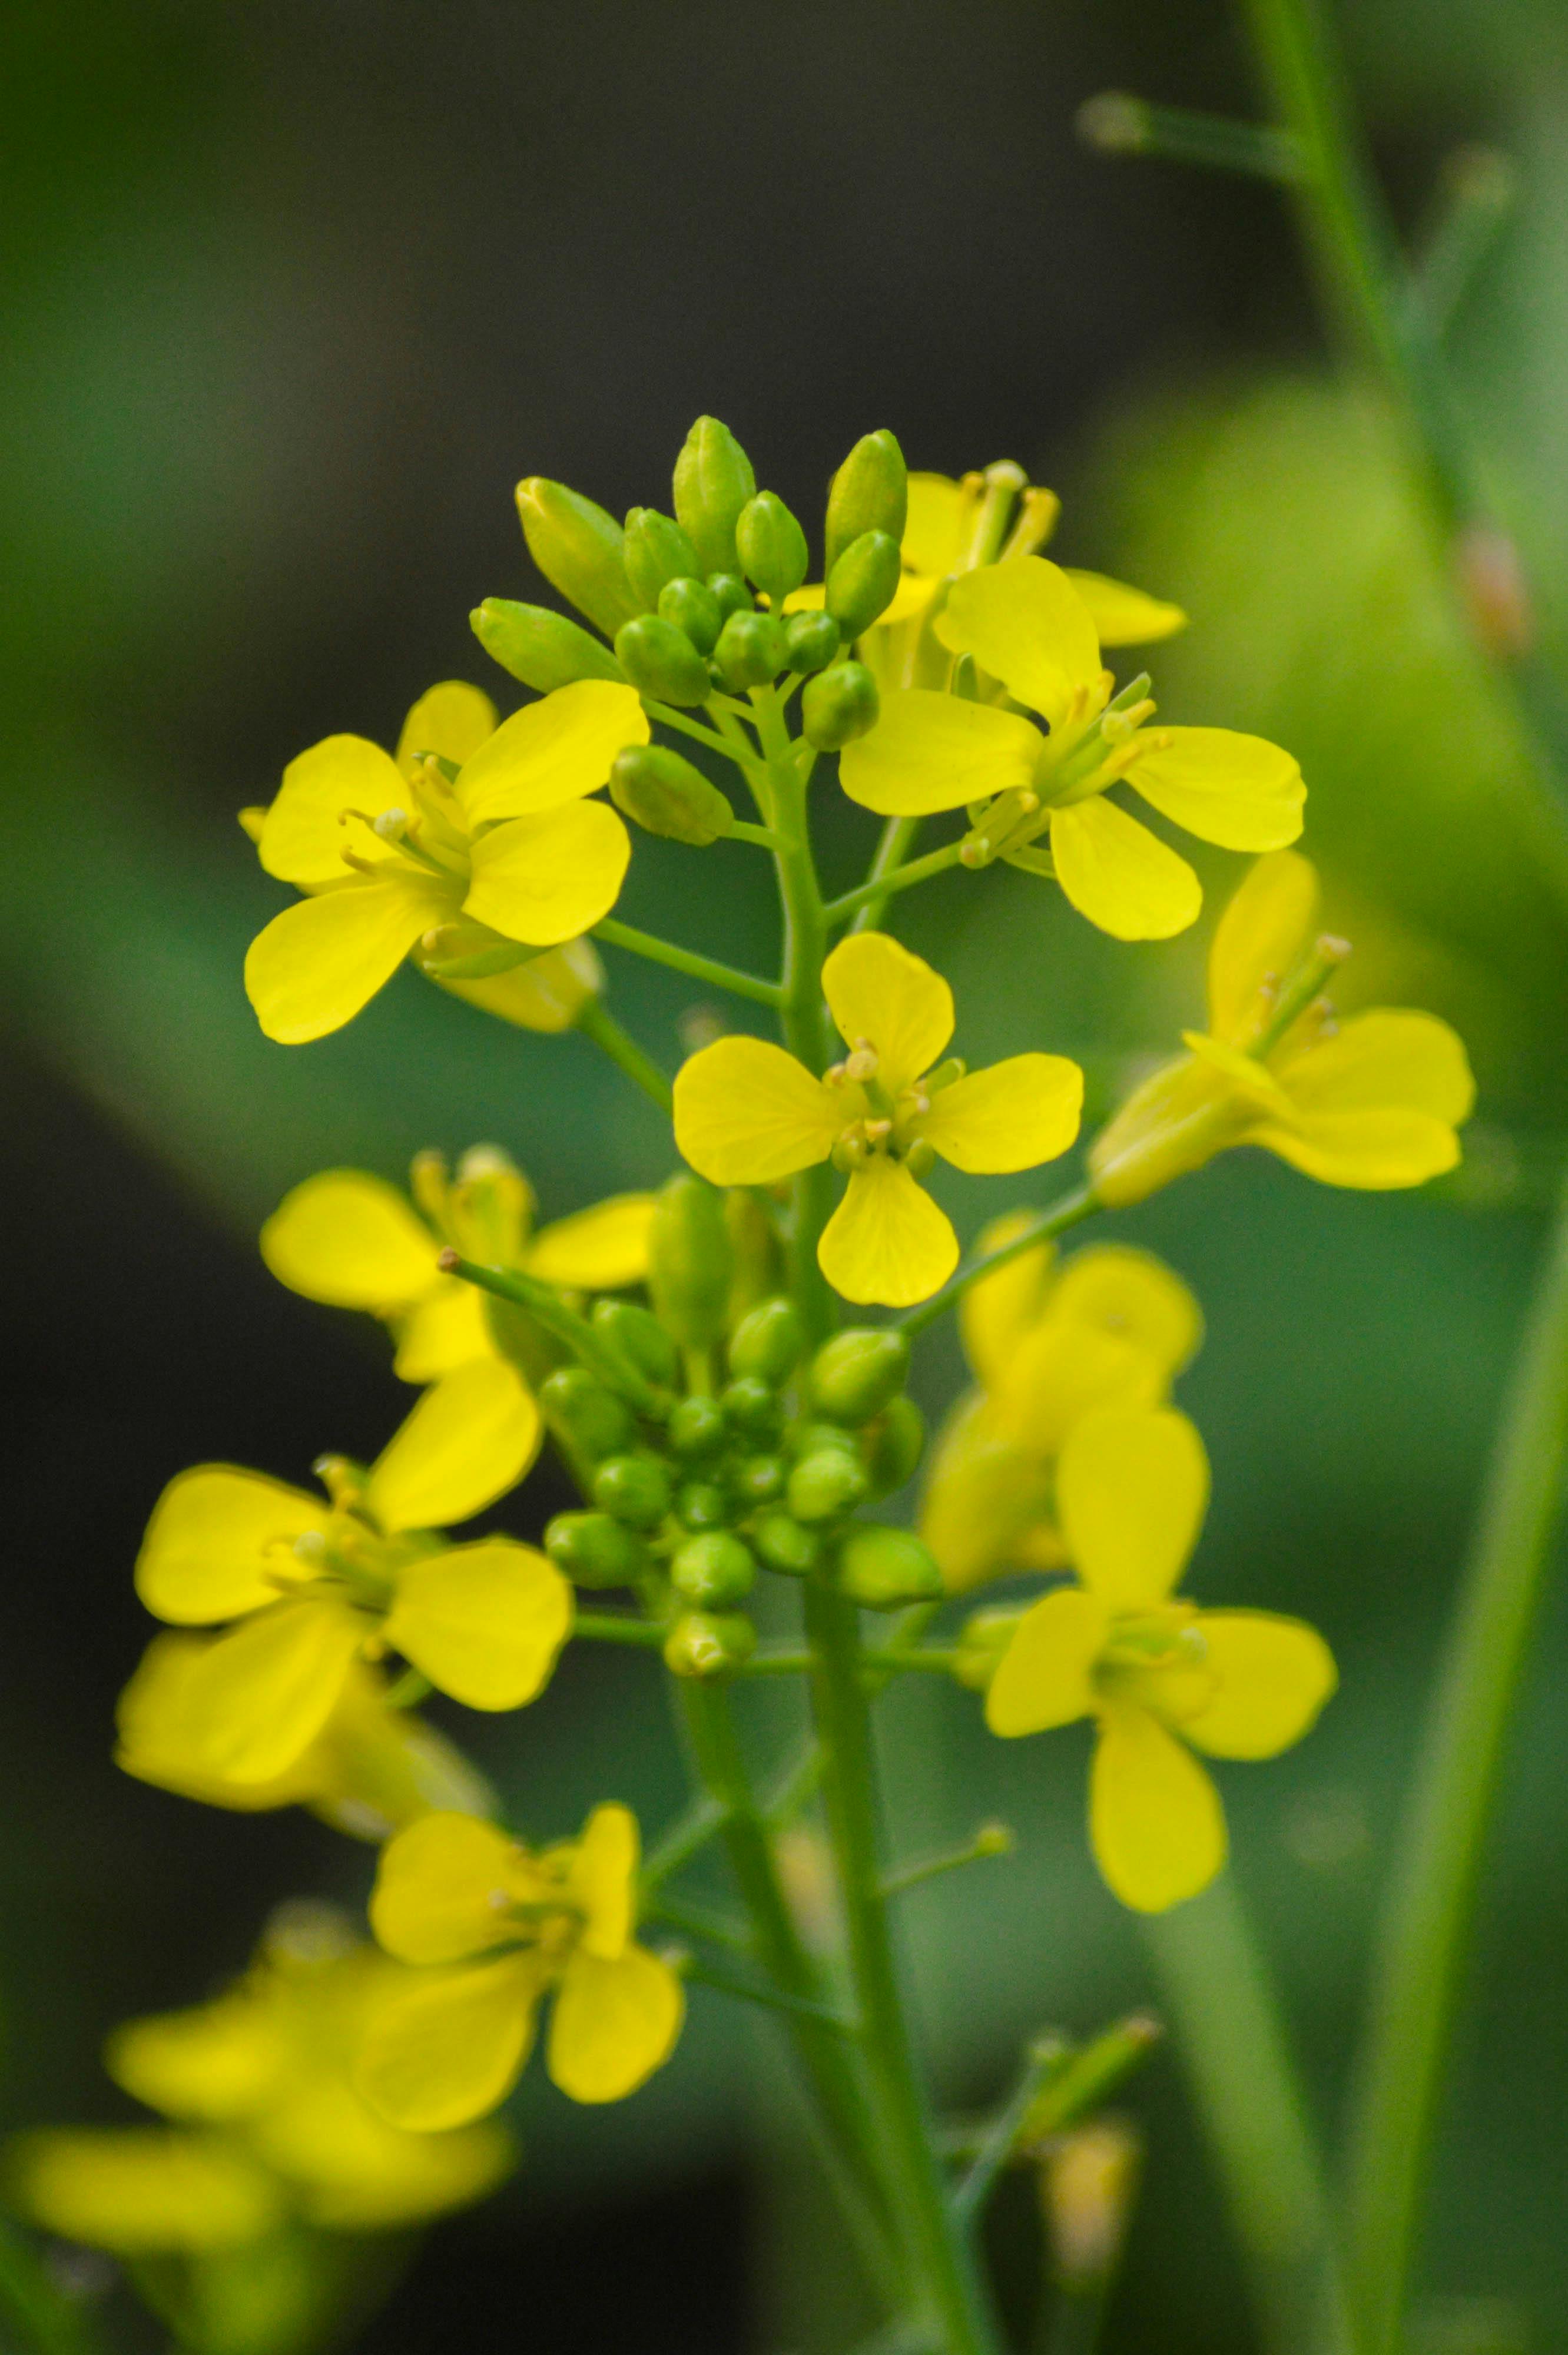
[536,1176,937,1676]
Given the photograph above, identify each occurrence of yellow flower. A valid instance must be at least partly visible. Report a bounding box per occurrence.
[260,1147,657,1383]
[839,558,1304,940]
[983,1405,1337,1912]
[357,1806,684,2128]
[129,1359,568,1785]
[920,1223,1201,1591]
[1090,850,1476,1206]
[242,678,647,1043]
[672,932,1083,1309]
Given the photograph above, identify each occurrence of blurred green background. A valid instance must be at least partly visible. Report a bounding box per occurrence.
[6,1,1568,2348]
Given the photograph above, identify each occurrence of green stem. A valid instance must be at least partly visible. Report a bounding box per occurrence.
[642,1795,730,1892]
[646,1893,752,1952]
[0,2220,105,2355]
[730,818,788,850]
[681,1955,861,2032]
[893,1186,1099,1337]
[853,816,926,934]
[824,843,967,928]
[576,998,674,1112]
[639,698,752,763]
[572,1610,669,1649]
[1344,1176,1568,2355]
[592,917,784,1009]
[951,2038,1067,2225]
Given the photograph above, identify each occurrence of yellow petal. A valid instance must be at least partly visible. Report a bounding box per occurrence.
[547,1945,684,2104]
[919,1394,1053,1593]
[936,558,1102,728]
[454,681,648,824]
[1277,1009,1476,1124]
[168,1598,366,1784]
[674,1036,840,1185]
[115,1633,327,1812]
[1089,1703,1227,1912]
[356,1955,543,2130]
[1206,850,1319,1041]
[818,1159,958,1309]
[464,800,631,946]
[821,930,953,1092]
[7,2128,283,2254]
[1126,728,1305,853]
[1049,1246,1203,1380]
[1061,570,1186,646]
[1180,1612,1338,1759]
[526,1193,656,1289]
[919,1053,1082,1173]
[988,1323,1167,1459]
[370,1813,533,1964]
[1252,1108,1463,1189]
[396,681,498,777]
[385,1540,572,1710]
[1049,798,1202,941]
[252,2084,513,2230]
[569,1801,639,1961]
[107,1996,284,2124]
[984,1587,1109,1736]
[258,735,406,887]
[838,689,1039,817]
[260,1170,437,1311]
[392,1279,496,1382]
[135,1467,324,1625]
[246,873,449,1044]
[366,1359,541,1534]
[959,1213,1058,1388]
[902,472,971,577]
[1056,1407,1209,1610]
[438,937,602,1032]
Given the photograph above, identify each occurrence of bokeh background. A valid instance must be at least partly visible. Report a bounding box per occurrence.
[6,0,1568,2348]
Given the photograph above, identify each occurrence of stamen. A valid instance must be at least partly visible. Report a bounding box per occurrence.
[843,1040,880,1083]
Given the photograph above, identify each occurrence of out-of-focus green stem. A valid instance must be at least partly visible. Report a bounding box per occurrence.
[575,999,674,1112]
[0,2221,104,2355]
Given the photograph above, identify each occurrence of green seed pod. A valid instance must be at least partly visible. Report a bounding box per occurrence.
[730,1454,786,1508]
[668,1394,728,1460]
[671,1531,756,1608]
[825,530,903,638]
[722,1375,783,1441]
[516,477,641,638]
[825,430,909,578]
[787,1447,870,1525]
[538,1366,637,1465]
[657,576,724,655]
[728,1296,804,1386]
[706,572,752,620]
[592,1298,681,1391]
[662,1610,757,1680]
[752,1513,820,1577]
[624,507,702,608]
[784,611,841,676]
[836,1523,944,1610]
[676,1481,730,1533]
[648,1173,734,1352]
[592,1451,674,1531]
[808,1327,911,1425]
[863,1394,926,1496]
[673,416,757,578]
[609,745,734,847]
[613,615,712,708]
[736,491,810,605]
[713,609,789,691]
[469,599,625,692]
[545,1510,649,1589]
[801,661,880,751]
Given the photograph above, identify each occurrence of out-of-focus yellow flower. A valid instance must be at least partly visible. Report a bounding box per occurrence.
[672,932,1082,1308]
[261,1147,657,1383]
[128,1361,567,1785]
[358,1806,684,2128]
[1090,850,1476,1206]
[920,1224,1201,1592]
[241,679,645,1043]
[6,2129,284,2254]
[983,1406,1336,1912]
[840,559,1304,940]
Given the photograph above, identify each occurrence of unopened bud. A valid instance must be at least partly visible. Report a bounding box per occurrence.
[721,1375,783,1441]
[667,1394,728,1461]
[545,1510,649,1588]
[825,430,909,577]
[784,611,842,675]
[836,1523,944,1609]
[614,614,713,708]
[470,598,625,692]
[663,1609,757,1679]
[671,1531,756,1608]
[657,575,724,654]
[707,572,753,620]
[808,1327,910,1424]
[787,1447,870,1525]
[673,416,757,578]
[737,491,810,605]
[714,608,789,690]
[648,1173,735,1350]
[539,1366,636,1465]
[610,745,734,845]
[752,1513,820,1577]
[592,1451,674,1531]
[826,530,903,637]
[803,661,880,750]
[863,1394,926,1497]
[592,1297,681,1391]
[728,1296,804,1386]
[676,1481,729,1532]
[516,477,641,637]
[623,508,702,609]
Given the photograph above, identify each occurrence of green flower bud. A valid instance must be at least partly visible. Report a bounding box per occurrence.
[728,1296,804,1386]
[538,1366,637,1465]
[722,1375,783,1441]
[730,1454,786,1507]
[825,430,909,578]
[707,572,753,620]
[648,1173,735,1351]
[787,1419,862,1461]
[673,417,757,578]
[736,491,809,604]
[787,1447,870,1525]
[752,1513,820,1577]
[955,1607,1027,1691]
[516,477,641,637]
[677,1481,730,1532]
[713,609,789,691]
[613,615,712,708]
[662,1609,757,1680]
[825,530,903,637]
[624,508,702,608]
[657,576,724,655]
[592,1451,674,1531]
[863,1394,926,1497]
[801,661,880,751]
[784,611,841,676]
[470,599,625,692]
[671,1531,756,1608]
[609,745,734,847]
[545,1510,649,1589]
[808,1328,911,1425]
[724,1189,785,1324]
[836,1523,944,1610]
[668,1394,728,1460]
[592,1298,681,1391]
